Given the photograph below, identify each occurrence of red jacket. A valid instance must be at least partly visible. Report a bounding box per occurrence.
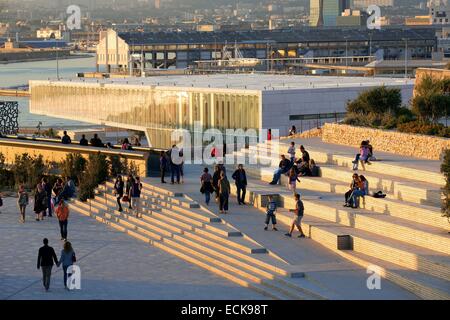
[56,205,69,221]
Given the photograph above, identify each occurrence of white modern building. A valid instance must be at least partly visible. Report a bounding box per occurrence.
[30,74,414,148]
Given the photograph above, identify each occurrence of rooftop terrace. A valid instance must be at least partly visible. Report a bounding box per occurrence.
[40,74,415,91]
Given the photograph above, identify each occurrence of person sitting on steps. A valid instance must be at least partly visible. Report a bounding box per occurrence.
[349,175,369,209]
[343,173,360,208]
[269,155,291,185]
[353,141,371,171]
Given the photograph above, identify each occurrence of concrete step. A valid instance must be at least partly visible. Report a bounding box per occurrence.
[343,251,450,300]
[69,201,314,299]
[227,184,450,284]
[96,192,244,239]
[220,191,449,299]
[242,141,445,186]
[107,181,200,209]
[161,237,318,300]
[184,229,267,255]
[298,177,446,230]
[230,164,448,231]
[102,185,221,224]
[318,165,442,207]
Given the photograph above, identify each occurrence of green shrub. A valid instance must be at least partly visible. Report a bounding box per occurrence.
[61,153,87,185]
[346,86,402,115]
[109,155,126,177]
[11,153,48,189]
[0,153,14,189]
[78,152,110,202]
[441,150,450,222]
[397,121,450,138]
[412,75,450,123]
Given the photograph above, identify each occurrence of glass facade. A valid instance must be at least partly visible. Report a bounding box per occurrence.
[30,81,260,149]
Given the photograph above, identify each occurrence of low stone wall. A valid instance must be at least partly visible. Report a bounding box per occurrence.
[0,138,150,177]
[280,127,322,140]
[321,123,450,160]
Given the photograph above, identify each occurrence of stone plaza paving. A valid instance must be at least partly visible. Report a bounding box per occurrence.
[0,197,267,300]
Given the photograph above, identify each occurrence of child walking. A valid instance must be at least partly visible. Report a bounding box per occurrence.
[264,195,278,231]
[287,168,301,195]
[17,185,29,223]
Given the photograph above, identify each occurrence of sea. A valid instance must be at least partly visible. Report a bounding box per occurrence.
[0,56,97,128]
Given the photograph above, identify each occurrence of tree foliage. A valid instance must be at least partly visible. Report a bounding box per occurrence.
[61,153,87,185]
[412,75,450,124]
[11,153,48,189]
[346,86,402,115]
[78,153,110,202]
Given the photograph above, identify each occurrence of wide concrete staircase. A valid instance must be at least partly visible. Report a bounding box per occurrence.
[229,140,450,300]
[69,180,331,300]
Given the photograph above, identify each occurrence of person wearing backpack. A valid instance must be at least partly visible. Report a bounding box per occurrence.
[17,184,29,223]
[57,241,76,290]
[129,177,143,218]
[56,199,70,241]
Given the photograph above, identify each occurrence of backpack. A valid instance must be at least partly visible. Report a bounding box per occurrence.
[373,191,387,198]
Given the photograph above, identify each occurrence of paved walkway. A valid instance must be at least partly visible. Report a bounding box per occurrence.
[0,197,266,300]
[145,164,418,300]
[289,137,442,173]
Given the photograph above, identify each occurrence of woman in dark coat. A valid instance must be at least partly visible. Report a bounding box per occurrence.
[34,183,48,221]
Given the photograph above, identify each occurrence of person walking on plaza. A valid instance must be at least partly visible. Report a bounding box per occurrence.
[285,193,306,238]
[264,195,278,231]
[41,178,53,217]
[61,131,72,145]
[160,151,168,183]
[179,148,185,184]
[37,238,58,292]
[52,178,64,206]
[79,134,88,146]
[169,145,181,184]
[212,165,221,202]
[218,171,231,214]
[114,176,124,212]
[200,168,214,205]
[269,155,291,185]
[232,164,247,205]
[125,175,134,209]
[17,184,29,223]
[34,183,48,221]
[129,176,143,218]
[57,241,76,290]
[56,199,69,241]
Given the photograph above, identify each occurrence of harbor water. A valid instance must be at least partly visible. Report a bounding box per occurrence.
[0,56,97,128]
